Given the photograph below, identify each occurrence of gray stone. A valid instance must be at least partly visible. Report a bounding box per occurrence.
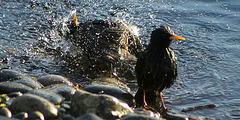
[13,76,43,89]
[37,74,73,87]
[14,112,28,119]
[0,69,42,89]
[90,77,131,93]
[0,82,32,94]
[133,108,161,119]
[0,115,14,120]
[0,107,12,118]
[71,90,133,119]
[9,93,58,119]
[0,69,24,82]
[75,113,102,120]
[43,84,76,100]
[58,107,66,114]
[121,113,163,120]
[62,114,75,120]
[160,110,214,120]
[84,85,135,107]
[8,91,23,97]
[61,103,70,110]
[28,111,45,120]
[28,89,64,104]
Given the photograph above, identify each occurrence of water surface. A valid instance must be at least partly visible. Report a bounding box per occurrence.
[0,0,239,119]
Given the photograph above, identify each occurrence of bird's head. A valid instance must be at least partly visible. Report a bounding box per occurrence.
[150,26,185,48]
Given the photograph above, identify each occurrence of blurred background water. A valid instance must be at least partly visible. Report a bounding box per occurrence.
[0,0,239,119]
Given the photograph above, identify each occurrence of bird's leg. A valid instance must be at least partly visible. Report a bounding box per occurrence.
[159,92,166,110]
[143,90,150,108]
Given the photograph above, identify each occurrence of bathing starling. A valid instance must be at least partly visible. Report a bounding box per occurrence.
[135,26,185,110]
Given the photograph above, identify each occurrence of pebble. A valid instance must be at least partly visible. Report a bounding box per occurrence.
[181,104,216,112]
[0,115,16,120]
[62,114,75,120]
[28,111,45,120]
[28,89,64,105]
[58,107,66,114]
[43,84,76,100]
[91,77,131,93]
[0,69,42,89]
[133,108,161,119]
[9,93,58,119]
[71,90,133,119]
[84,85,135,107]
[37,74,74,87]
[0,82,33,94]
[14,112,28,119]
[7,91,23,97]
[61,103,70,110]
[0,69,24,82]
[75,113,102,120]
[5,98,14,106]
[0,107,12,118]
[12,76,43,89]
[121,113,163,120]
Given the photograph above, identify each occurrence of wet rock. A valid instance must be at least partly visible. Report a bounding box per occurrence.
[71,90,133,119]
[58,107,66,114]
[9,93,58,119]
[75,113,102,120]
[61,103,70,110]
[62,114,75,120]
[5,98,14,106]
[7,91,23,97]
[0,115,15,120]
[133,108,161,119]
[0,69,24,82]
[161,110,214,120]
[14,112,28,119]
[13,76,42,89]
[0,107,12,118]
[28,111,45,120]
[0,82,33,94]
[181,104,216,112]
[90,77,131,93]
[84,85,135,107]
[43,84,76,100]
[28,89,64,105]
[37,74,73,87]
[121,113,163,120]
[0,69,42,89]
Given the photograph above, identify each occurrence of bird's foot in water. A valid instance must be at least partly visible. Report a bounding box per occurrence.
[141,105,159,113]
[160,106,172,112]
[143,104,152,109]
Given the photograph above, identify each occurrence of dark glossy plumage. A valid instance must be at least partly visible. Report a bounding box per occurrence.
[135,26,184,109]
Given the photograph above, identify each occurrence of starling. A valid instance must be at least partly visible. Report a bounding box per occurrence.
[135,26,185,110]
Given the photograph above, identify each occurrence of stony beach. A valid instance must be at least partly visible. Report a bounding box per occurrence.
[0,69,214,120]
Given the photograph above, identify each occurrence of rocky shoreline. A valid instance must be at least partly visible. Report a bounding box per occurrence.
[0,69,214,120]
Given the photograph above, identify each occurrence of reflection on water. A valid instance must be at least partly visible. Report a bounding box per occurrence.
[0,0,239,119]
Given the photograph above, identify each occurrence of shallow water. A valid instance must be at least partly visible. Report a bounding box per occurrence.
[0,0,239,119]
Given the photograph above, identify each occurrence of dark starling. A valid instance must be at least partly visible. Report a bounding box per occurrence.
[135,26,185,110]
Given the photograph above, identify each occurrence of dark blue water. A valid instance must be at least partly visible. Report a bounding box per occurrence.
[0,0,239,119]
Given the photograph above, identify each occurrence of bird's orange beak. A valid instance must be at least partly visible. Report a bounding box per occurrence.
[73,13,78,26]
[170,34,185,40]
